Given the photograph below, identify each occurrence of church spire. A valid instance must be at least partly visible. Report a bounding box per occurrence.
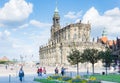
[102,27,107,37]
[55,7,59,13]
[53,1,60,27]
[51,1,61,40]
[55,0,58,13]
[53,0,59,18]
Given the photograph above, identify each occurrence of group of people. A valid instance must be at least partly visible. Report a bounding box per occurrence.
[37,67,46,76]
[18,66,66,82]
[55,67,66,76]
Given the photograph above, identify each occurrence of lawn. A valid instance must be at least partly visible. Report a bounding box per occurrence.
[34,74,120,83]
[91,74,120,82]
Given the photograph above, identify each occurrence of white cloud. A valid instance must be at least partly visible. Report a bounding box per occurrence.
[0,0,33,21]
[0,32,2,37]
[0,30,11,40]
[105,7,120,17]
[12,43,22,48]
[4,30,11,36]
[82,7,120,37]
[64,11,82,19]
[30,20,51,28]
[82,7,101,26]
[0,23,5,27]
[18,23,29,29]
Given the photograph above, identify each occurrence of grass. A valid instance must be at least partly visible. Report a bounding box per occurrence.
[34,78,66,83]
[89,74,120,82]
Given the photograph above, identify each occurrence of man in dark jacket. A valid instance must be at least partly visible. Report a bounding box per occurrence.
[19,68,24,82]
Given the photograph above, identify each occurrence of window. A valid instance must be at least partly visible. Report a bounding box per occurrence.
[74,34,77,39]
[74,28,76,31]
[68,34,70,39]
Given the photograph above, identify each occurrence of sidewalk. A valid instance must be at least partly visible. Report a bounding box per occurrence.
[0,65,119,83]
[101,81,117,83]
[0,75,40,83]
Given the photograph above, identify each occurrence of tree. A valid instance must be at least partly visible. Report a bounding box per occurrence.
[82,48,100,75]
[67,49,83,75]
[99,48,113,75]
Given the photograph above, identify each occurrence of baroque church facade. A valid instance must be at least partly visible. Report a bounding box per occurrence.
[39,7,105,66]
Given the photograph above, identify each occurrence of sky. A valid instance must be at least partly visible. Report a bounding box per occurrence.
[0,0,120,62]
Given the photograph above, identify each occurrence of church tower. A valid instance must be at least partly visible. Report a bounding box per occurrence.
[51,6,61,40]
[102,27,107,37]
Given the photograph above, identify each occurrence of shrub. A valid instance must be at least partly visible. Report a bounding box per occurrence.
[82,79,88,83]
[89,76,96,81]
[47,75,61,80]
[75,75,81,79]
[47,76,52,80]
[62,76,72,81]
[72,78,82,83]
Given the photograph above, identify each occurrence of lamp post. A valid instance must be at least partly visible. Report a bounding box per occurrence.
[60,43,63,65]
[118,54,120,73]
[86,62,89,76]
[20,55,23,65]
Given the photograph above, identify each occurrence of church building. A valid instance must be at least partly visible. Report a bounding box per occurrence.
[39,7,105,66]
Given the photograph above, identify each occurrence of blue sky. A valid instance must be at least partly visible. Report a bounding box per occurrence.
[0,0,120,61]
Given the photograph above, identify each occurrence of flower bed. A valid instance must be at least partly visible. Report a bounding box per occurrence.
[35,75,101,83]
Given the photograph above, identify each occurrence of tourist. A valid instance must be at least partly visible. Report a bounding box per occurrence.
[38,67,42,76]
[43,67,46,74]
[5,65,8,70]
[55,67,59,74]
[61,67,65,76]
[42,67,47,77]
[19,67,24,82]
[37,67,39,76]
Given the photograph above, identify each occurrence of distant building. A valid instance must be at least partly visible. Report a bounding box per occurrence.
[112,37,120,66]
[0,56,9,61]
[98,28,116,49]
[39,7,105,66]
[98,28,120,67]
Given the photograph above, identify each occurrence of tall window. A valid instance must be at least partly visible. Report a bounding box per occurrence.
[78,33,80,38]
[68,34,70,39]
[74,33,77,39]
[68,29,70,39]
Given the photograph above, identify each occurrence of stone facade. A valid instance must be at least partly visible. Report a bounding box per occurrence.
[39,7,105,66]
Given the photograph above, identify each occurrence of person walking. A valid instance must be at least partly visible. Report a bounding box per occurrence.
[42,67,46,77]
[55,67,59,74]
[19,67,24,82]
[61,67,65,76]
[37,67,39,76]
[43,67,46,74]
[38,67,42,76]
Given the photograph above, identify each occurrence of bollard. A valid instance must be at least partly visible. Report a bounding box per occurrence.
[9,74,11,82]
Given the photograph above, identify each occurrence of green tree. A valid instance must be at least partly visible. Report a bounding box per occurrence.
[99,48,113,75]
[0,61,8,64]
[67,49,83,75]
[82,48,100,75]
